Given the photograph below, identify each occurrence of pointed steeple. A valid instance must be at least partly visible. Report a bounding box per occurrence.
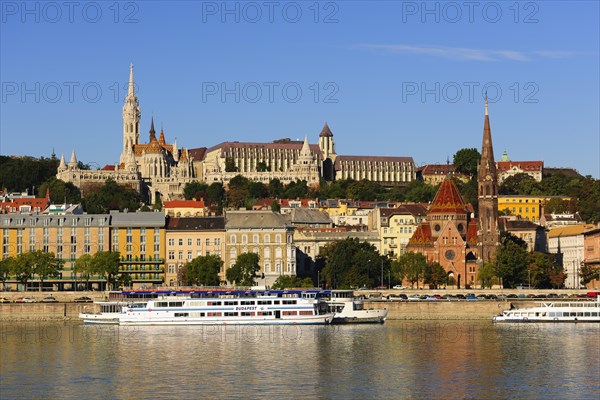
[59,154,66,170]
[172,138,179,162]
[159,128,166,145]
[149,117,156,140]
[477,98,500,263]
[319,122,333,137]
[301,136,312,156]
[69,150,78,166]
[128,63,135,97]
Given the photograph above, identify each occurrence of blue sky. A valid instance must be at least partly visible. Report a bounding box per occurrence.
[1,1,599,177]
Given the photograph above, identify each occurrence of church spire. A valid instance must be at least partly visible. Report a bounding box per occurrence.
[128,63,135,97]
[149,117,156,140]
[477,98,500,263]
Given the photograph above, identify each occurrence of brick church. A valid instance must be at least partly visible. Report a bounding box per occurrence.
[406,99,500,288]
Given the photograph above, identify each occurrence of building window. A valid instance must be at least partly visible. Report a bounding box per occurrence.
[206,238,211,246]
[168,251,175,260]
[178,238,183,246]
[168,238,175,246]
[188,238,192,246]
[215,238,221,246]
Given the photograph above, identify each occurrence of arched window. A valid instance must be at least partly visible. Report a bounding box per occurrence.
[253,234,259,244]
[264,247,271,259]
[230,235,236,244]
[275,247,282,259]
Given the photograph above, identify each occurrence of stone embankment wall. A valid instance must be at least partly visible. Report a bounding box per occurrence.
[0,303,99,321]
[365,300,539,320]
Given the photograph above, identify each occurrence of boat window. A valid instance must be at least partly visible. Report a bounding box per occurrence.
[156,302,169,308]
[207,312,221,317]
[282,300,297,305]
[174,313,189,317]
[273,300,280,305]
[169,302,184,307]
[257,300,271,305]
[299,310,313,315]
[190,312,205,317]
[585,312,591,317]
[207,301,222,306]
[224,301,238,306]
[282,311,297,316]
[240,312,254,316]
[257,311,272,316]
[240,301,255,305]
[224,312,237,317]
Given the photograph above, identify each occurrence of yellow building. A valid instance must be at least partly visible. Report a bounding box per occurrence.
[498,195,570,223]
[1,208,110,290]
[165,217,226,286]
[110,211,166,289]
[377,204,428,259]
[224,211,296,287]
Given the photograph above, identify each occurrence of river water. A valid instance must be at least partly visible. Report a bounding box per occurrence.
[1,321,598,399]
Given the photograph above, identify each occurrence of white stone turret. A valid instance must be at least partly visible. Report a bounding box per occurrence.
[58,154,67,171]
[68,150,78,169]
[121,64,141,164]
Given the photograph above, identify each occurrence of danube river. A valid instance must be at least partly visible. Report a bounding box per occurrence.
[1,321,598,399]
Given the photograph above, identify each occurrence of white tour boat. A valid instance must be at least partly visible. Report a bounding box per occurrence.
[79,290,334,325]
[493,296,600,322]
[326,290,388,324]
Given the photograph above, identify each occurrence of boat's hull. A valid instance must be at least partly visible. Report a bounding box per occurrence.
[493,316,600,323]
[332,309,388,324]
[80,313,334,325]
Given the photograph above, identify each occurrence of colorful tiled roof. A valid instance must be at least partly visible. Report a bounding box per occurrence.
[164,199,206,209]
[428,178,467,214]
[408,222,433,245]
[467,219,478,245]
[497,161,543,172]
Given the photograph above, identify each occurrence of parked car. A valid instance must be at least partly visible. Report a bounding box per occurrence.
[465,294,478,301]
[42,296,57,303]
[398,294,408,300]
[15,297,36,303]
[392,285,405,290]
[0,297,10,303]
[73,296,93,303]
[506,294,518,299]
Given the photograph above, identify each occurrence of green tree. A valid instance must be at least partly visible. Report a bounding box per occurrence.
[453,148,480,177]
[91,251,121,290]
[272,275,314,289]
[397,252,428,288]
[268,179,284,198]
[225,157,237,172]
[183,181,208,200]
[271,200,281,212]
[154,195,163,211]
[493,240,529,288]
[257,161,270,172]
[226,252,260,286]
[319,238,386,289]
[424,261,448,289]
[38,177,81,204]
[82,179,144,213]
[30,250,62,291]
[499,173,539,195]
[580,263,600,286]
[11,252,36,290]
[0,257,15,290]
[477,260,496,289]
[404,180,438,203]
[0,155,59,193]
[528,251,565,289]
[185,255,222,286]
[283,180,309,199]
[74,254,94,290]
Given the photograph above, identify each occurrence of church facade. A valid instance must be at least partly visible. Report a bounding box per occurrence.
[57,65,195,203]
[57,65,416,202]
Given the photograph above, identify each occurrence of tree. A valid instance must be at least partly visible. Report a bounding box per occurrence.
[528,251,565,289]
[453,148,480,177]
[38,177,81,204]
[477,260,496,289]
[493,240,529,288]
[319,238,385,289]
[268,179,284,198]
[424,261,448,289]
[499,173,539,195]
[154,194,163,211]
[11,253,35,290]
[82,179,144,213]
[257,161,270,172]
[74,254,94,290]
[404,180,437,203]
[30,250,62,291]
[397,252,428,288]
[271,200,281,212]
[0,257,15,290]
[580,263,600,286]
[225,157,237,172]
[185,255,222,286]
[0,155,59,193]
[91,251,120,290]
[183,181,208,200]
[272,275,314,289]
[226,252,260,286]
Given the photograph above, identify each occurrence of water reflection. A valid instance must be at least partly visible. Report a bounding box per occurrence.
[1,321,598,399]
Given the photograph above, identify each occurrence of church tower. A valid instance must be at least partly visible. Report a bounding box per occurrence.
[477,98,500,262]
[318,122,336,180]
[121,64,141,165]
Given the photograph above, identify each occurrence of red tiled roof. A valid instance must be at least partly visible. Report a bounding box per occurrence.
[428,179,467,214]
[497,161,543,172]
[188,148,207,161]
[101,165,116,171]
[164,199,206,209]
[408,222,433,245]
[421,164,457,175]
